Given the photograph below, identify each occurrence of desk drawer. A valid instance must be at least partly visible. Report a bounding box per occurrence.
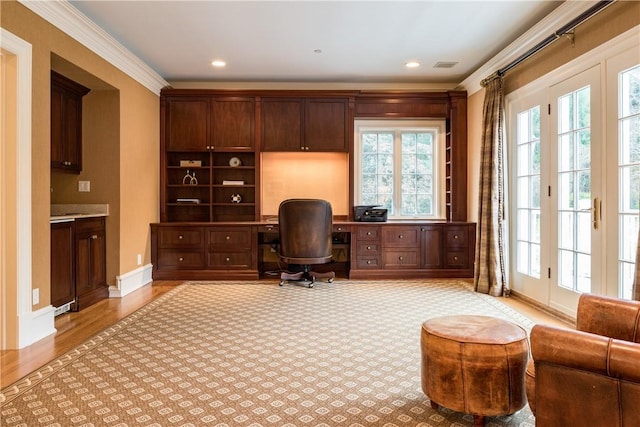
[357,242,381,255]
[208,227,252,247]
[446,226,469,249]
[355,257,381,269]
[383,250,420,269]
[356,226,381,241]
[383,226,419,248]
[158,227,205,249]
[446,251,468,268]
[207,251,252,269]
[157,250,205,269]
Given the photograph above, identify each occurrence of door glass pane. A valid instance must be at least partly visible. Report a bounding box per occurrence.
[557,86,592,293]
[618,65,640,299]
[516,106,541,278]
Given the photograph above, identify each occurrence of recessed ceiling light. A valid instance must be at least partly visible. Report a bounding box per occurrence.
[211,60,226,68]
[405,61,420,68]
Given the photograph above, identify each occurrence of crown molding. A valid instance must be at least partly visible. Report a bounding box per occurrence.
[20,0,168,95]
[459,1,601,95]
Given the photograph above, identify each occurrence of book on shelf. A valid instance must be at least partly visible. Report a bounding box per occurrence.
[176,198,201,204]
[222,180,245,185]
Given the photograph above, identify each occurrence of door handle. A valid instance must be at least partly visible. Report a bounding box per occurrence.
[593,197,601,230]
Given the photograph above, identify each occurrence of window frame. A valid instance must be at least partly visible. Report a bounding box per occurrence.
[353,119,447,220]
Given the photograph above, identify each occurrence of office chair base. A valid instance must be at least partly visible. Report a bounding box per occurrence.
[279,270,335,288]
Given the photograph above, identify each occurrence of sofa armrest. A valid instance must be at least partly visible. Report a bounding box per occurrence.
[531,324,640,382]
[577,293,640,342]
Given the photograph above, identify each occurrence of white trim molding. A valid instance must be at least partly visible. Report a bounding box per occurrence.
[460,1,602,95]
[19,305,57,347]
[20,0,168,95]
[110,264,153,298]
[0,28,50,348]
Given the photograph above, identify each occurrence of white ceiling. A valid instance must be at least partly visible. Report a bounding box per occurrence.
[68,1,563,85]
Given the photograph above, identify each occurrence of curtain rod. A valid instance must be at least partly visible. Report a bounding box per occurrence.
[489,0,615,81]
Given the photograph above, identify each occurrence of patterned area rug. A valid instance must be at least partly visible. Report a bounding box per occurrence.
[1,280,536,426]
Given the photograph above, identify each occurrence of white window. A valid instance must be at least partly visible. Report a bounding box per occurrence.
[354,120,446,220]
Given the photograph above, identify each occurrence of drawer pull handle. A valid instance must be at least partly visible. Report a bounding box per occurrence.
[366,231,372,236]
[398,256,404,260]
[226,236,230,240]
[367,260,371,264]
[179,235,184,239]
[398,235,404,239]
[454,235,459,239]
[454,256,459,261]
[367,246,372,250]
[337,227,342,231]
[225,257,230,262]
[90,234,98,240]
[178,257,184,262]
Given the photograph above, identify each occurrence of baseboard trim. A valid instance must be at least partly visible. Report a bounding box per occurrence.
[19,305,56,348]
[110,264,153,298]
[509,290,576,326]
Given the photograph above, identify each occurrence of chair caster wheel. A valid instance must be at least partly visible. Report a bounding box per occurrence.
[308,282,314,288]
[279,280,284,286]
[328,278,334,283]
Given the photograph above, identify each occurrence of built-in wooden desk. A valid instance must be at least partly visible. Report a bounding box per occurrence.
[150,221,475,281]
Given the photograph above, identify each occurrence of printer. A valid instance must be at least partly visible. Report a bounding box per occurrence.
[353,205,388,222]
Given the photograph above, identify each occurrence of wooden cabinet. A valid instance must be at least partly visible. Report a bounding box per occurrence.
[352,225,381,269]
[206,227,254,270]
[51,221,75,308]
[162,151,257,222]
[74,217,108,310]
[261,98,349,152]
[349,222,475,279]
[161,92,258,222]
[382,226,421,269]
[50,71,89,172]
[151,223,258,280]
[164,96,255,152]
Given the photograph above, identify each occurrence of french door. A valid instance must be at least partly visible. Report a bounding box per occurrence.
[548,65,603,313]
[510,39,640,315]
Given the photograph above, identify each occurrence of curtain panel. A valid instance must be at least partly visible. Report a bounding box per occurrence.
[474,76,508,297]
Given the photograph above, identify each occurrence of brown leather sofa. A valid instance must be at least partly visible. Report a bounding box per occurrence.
[526,293,640,426]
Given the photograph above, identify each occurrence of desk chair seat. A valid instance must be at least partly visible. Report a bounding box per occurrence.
[278,198,335,288]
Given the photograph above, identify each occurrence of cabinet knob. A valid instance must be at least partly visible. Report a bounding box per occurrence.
[225,257,230,262]
[337,227,342,231]
[366,231,372,236]
[398,234,404,239]
[366,260,372,264]
[454,235,459,239]
[398,256,404,261]
[226,235,230,240]
[178,257,184,262]
[454,256,459,261]
[179,235,184,239]
[90,234,98,240]
[367,246,372,250]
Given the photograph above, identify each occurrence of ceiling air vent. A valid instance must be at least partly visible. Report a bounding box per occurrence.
[433,61,458,69]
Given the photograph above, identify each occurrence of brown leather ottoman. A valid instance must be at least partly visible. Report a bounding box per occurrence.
[421,315,529,426]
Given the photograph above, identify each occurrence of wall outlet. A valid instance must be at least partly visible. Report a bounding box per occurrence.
[78,181,90,192]
[137,253,142,266]
[32,288,39,305]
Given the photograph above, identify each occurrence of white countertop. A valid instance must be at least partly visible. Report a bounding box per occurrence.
[50,204,109,223]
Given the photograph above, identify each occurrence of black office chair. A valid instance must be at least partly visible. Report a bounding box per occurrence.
[278,198,335,288]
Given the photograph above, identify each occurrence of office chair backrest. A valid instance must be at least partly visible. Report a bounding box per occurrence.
[278,199,333,261]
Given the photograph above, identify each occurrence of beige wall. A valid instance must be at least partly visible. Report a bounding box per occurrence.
[0,1,159,317]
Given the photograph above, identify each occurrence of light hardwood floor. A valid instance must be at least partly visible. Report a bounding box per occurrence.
[0,280,571,389]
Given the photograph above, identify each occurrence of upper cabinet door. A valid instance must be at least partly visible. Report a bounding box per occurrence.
[304,98,348,152]
[211,97,255,151]
[261,98,303,151]
[51,71,89,172]
[165,98,210,151]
